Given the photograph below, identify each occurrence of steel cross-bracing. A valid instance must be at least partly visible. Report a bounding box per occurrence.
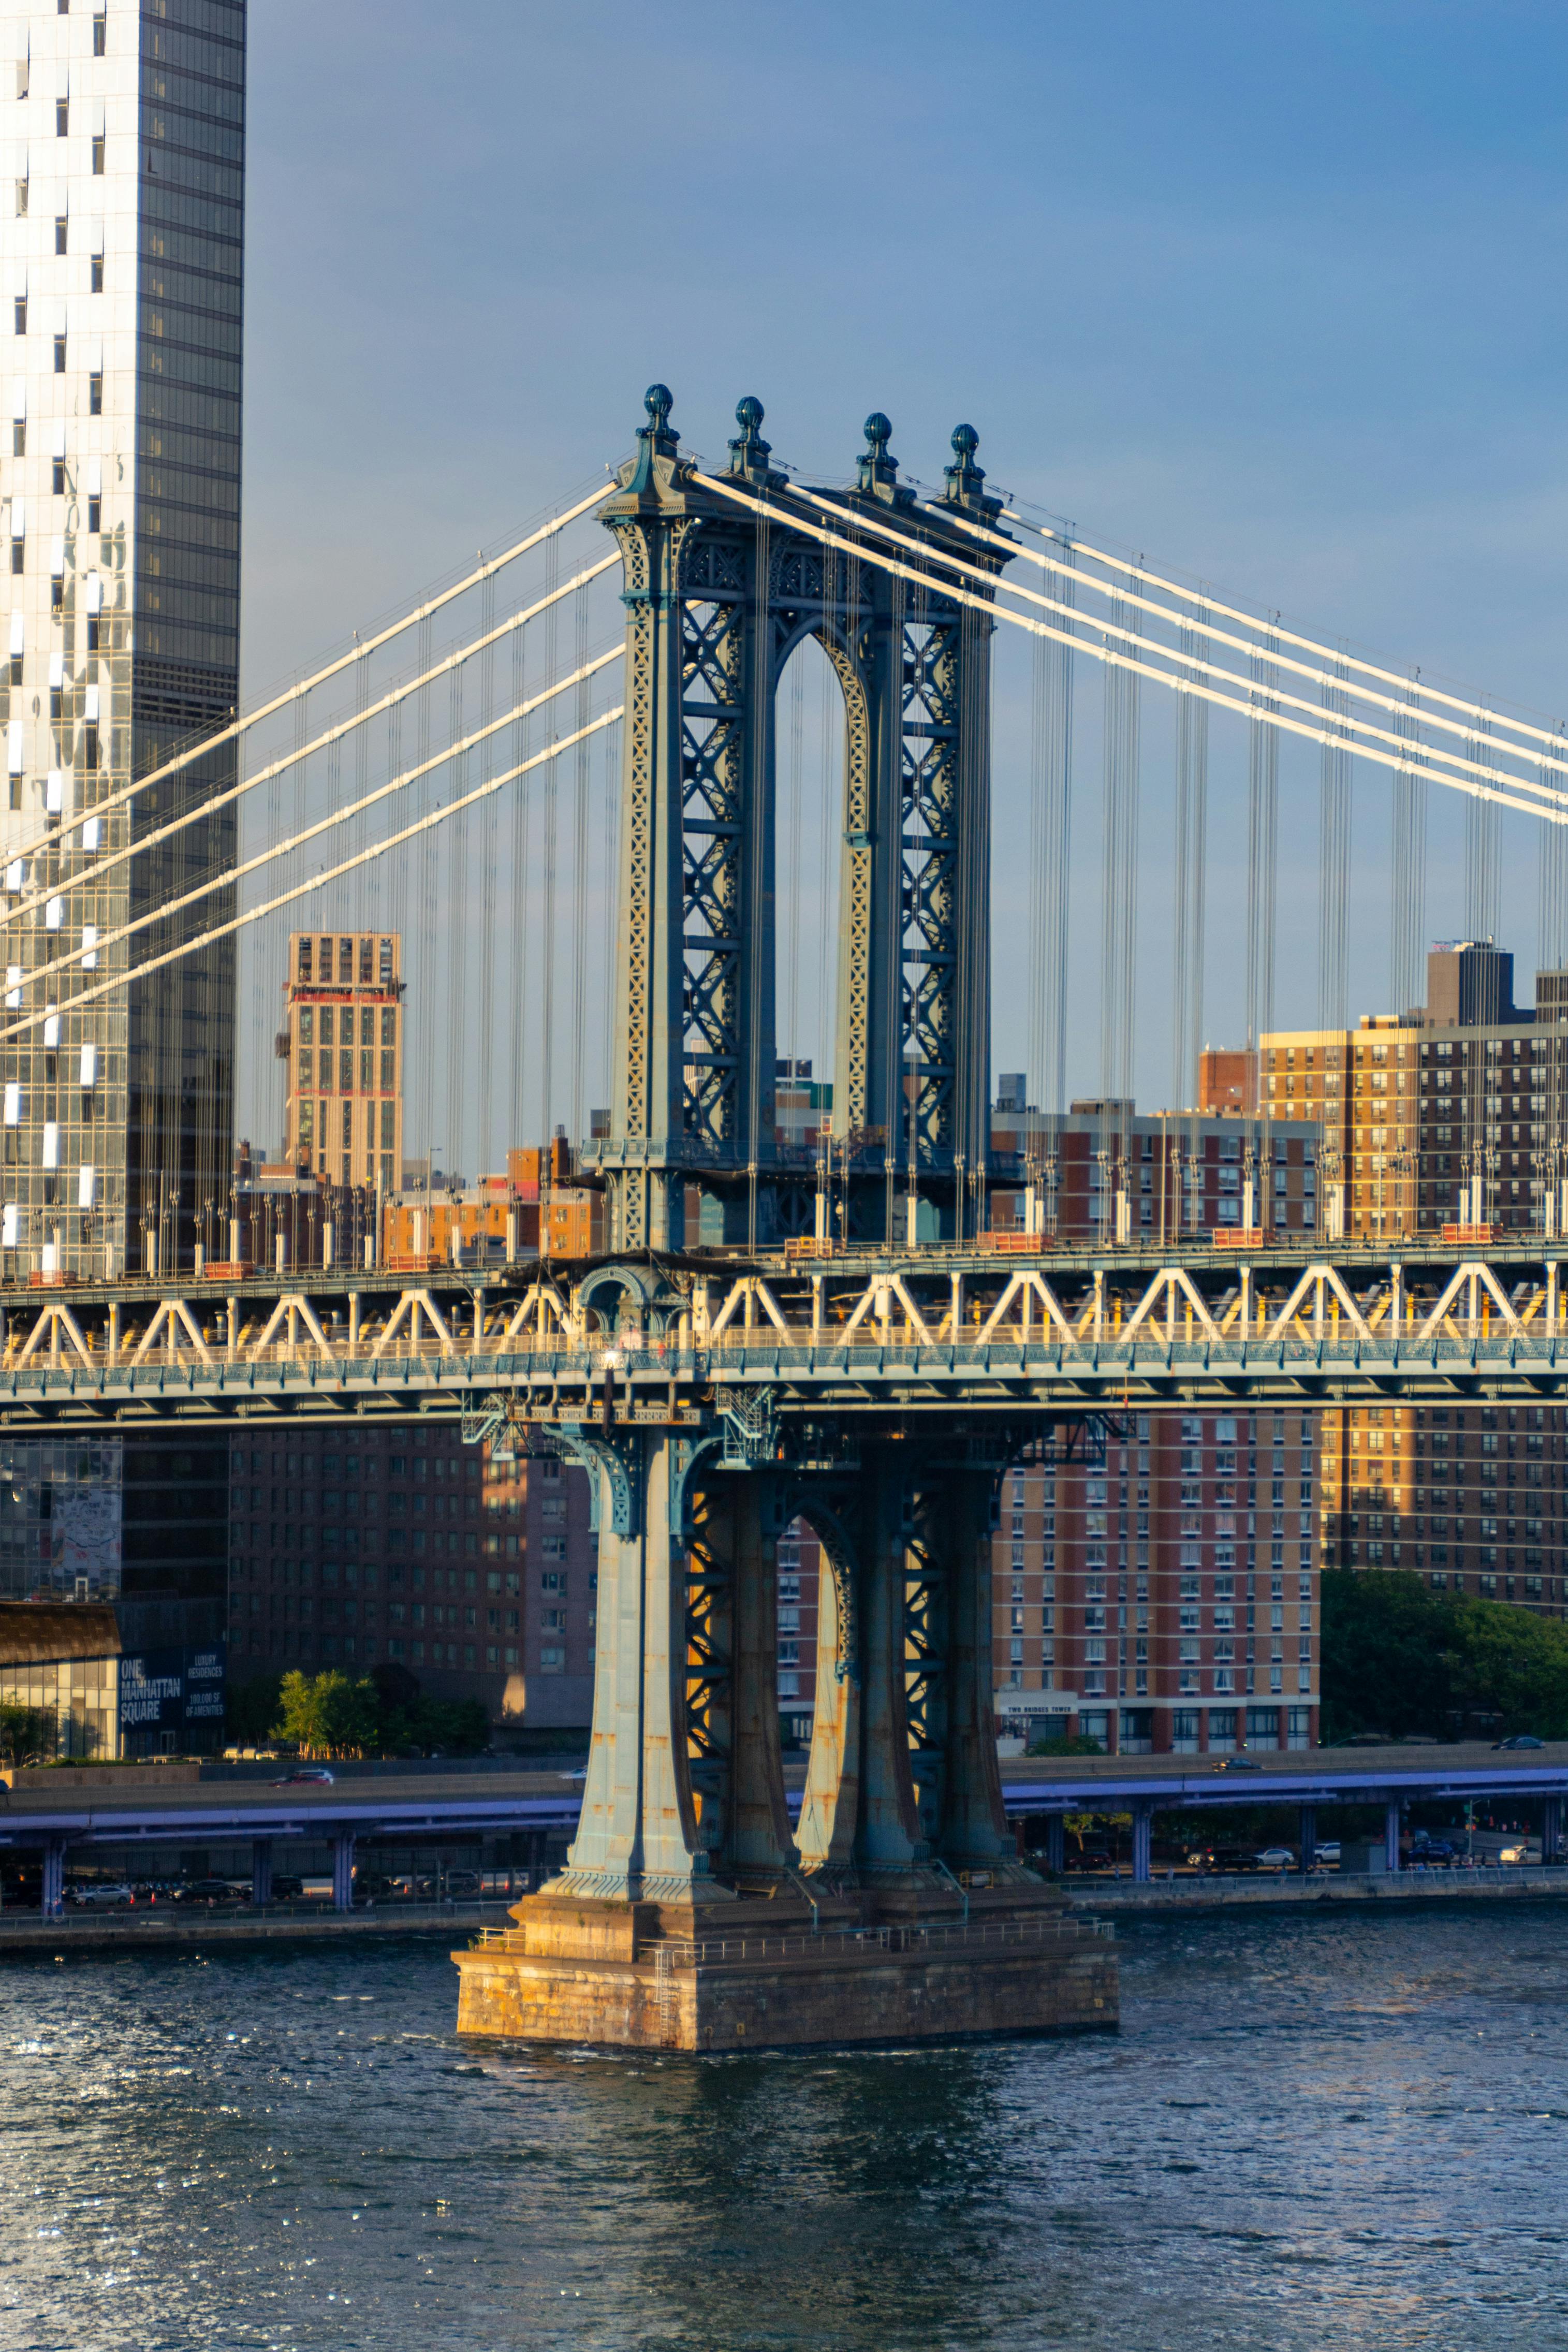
[584,389,1004,1257]
[2,1235,1568,1433]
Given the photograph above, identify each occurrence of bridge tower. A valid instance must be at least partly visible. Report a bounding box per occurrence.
[585,387,1014,1252]
[450,400,1116,2047]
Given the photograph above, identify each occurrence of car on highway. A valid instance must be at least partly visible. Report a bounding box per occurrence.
[1250,1847,1297,1872]
[1212,1755,1262,1772]
[1307,1840,1341,1866]
[64,1882,135,1907]
[1493,1734,1546,1751]
[272,1766,336,1785]
[1498,1841,1535,1864]
[1411,1836,1458,1865]
[171,1878,244,1904]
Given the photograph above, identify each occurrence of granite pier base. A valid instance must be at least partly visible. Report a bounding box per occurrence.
[453,1880,1118,2053]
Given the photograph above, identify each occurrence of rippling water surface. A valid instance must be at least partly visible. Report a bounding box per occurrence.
[2,1907,1567,2349]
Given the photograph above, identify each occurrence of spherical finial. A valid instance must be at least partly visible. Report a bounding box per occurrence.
[736,395,765,431]
[644,383,673,427]
[864,412,892,450]
[951,422,979,458]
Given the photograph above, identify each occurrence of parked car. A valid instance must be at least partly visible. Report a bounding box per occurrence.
[1493,1735,1545,1751]
[1309,1840,1341,1866]
[273,1766,335,1786]
[1250,1847,1296,1872]
[65,1882,134,1907]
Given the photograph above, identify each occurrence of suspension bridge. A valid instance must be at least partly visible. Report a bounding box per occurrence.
[10,384,1568,2011]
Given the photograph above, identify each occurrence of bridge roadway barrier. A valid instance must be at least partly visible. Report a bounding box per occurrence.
[0,1898,516,1953]
[1065,1865,1568,1916]
[2,1745,1564,1910]
[0,1237,1566,1427]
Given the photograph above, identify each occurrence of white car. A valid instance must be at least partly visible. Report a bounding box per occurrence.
[65,1882,135,1907]
[1251,1847,1297,1871]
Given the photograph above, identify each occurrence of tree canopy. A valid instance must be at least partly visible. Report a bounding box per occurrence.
[1321,1568,1568,1742]
[262,1667,490,1760]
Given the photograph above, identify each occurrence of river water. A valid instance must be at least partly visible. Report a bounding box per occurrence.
[2,1906,1566,2350]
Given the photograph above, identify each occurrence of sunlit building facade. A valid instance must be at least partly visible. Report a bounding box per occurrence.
[0,0,243,1279]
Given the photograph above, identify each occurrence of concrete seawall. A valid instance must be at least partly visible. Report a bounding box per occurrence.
[1067,1866,1568,1917]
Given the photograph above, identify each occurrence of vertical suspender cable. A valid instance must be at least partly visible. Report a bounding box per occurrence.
[1245,631,1280,1206]
[1100,582,1140,1186]
[571,575,591,1150]
[746,504,772,1252]
[1172,614,1208,1235]
[1390,681,1427,1016]
[1317,654,1352,1030]
[540,530,560,1148]
[507,603,527,1156]
[1171,621,1209,1109]
[1465,710,1501,943]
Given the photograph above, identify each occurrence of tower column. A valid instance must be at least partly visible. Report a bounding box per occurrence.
[554,1431,723,1904]
[935,1469,1013,1869]
[796,1518,862,1870]
[852,1445,927,1873]
[721,1473,798,1879]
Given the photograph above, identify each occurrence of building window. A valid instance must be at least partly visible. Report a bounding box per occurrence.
[89,372,101,414]
[90,253,103,294]
[55,100,68,138]
[13,298,25,337]
[91,136,104,176]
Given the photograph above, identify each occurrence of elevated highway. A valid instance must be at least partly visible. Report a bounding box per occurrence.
[1,1744,1563,1908]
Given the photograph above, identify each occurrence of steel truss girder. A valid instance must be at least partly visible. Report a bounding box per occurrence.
[0,1241,1565,1428]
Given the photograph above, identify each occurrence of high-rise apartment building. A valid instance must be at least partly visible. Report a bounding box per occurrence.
[1256,940,1568,1617]
[0,0,243,1281]
[992,1412,1318,1755]
[226,1422,598,1743]
[1258,940,1565,1243]
[279,928,403,1193]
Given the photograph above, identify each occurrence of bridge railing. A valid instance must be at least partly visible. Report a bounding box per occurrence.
[1,1319,1563,1380]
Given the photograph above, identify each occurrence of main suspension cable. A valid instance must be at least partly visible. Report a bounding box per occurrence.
[789,480,1568,813]
[3,551,620,938]
[692,471,1568,825]
[0,712,623,1048]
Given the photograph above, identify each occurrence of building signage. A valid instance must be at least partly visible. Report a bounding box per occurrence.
[119,1644,227,1734]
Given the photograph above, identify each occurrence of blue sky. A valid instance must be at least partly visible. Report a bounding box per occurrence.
[238,1,1568,1107]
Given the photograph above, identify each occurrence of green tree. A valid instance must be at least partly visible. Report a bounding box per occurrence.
[1026,1732,1105,1758]
[0,1699,48,1766]
[1321,1567,1568,1742]
[1320,1569,1458,1741]
[272,1669,380,1760]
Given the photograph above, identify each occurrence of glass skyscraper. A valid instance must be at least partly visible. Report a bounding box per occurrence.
[0,0,243,1281]
[0,2,243,1707]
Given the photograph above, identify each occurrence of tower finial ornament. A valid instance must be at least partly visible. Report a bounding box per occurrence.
[727,394,776,485]
[943,421,1000,516]
[858,412,900,498]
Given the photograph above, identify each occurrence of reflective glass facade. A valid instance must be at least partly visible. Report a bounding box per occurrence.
[0,0,243,1278]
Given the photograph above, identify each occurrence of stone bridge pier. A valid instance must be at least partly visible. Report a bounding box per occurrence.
[454,1423,1117,2050]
